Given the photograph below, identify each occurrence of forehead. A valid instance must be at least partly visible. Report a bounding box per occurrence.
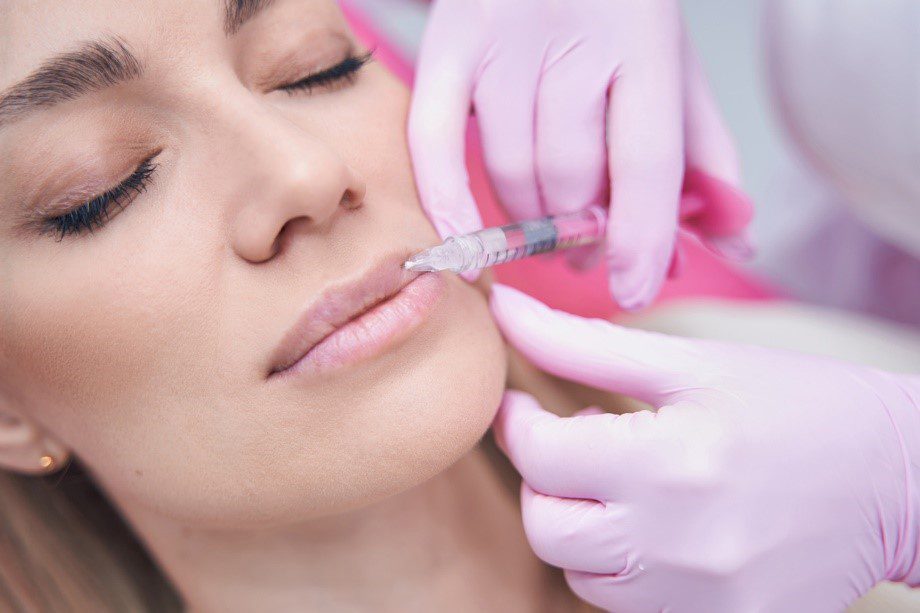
[0,0,334,90]
[0,2,200,85]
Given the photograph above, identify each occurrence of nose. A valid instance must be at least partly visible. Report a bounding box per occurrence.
[226,107,366,263]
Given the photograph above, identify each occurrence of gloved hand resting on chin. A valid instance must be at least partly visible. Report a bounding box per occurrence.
[490,284,920,612]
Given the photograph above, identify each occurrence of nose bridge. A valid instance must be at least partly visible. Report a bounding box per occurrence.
[221,100,365,263]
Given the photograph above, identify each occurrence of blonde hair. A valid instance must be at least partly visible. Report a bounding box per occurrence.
[0,460,181,612]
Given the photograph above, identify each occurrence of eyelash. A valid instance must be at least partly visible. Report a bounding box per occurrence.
[43,52,372,240]
[280,51,374,94]
[43,155,159,241]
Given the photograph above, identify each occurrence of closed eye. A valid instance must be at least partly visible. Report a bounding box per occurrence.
[42,154,159,240]
[279,50,374,94]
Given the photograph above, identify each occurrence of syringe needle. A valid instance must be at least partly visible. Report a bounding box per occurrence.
[404,241,466,273]
[403,252,441,272]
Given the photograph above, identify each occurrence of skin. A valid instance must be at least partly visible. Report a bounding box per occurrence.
[0,1,604,610]
[0,0,508,524]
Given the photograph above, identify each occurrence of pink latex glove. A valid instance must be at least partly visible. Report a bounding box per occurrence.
[490,284,920,612]
[409,0,754,308]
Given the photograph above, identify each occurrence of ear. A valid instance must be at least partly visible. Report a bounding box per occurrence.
[0,409,70,475]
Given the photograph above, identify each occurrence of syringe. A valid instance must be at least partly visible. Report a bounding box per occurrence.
[404,205,607,274]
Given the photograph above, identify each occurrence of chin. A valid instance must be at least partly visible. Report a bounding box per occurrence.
[304,277,508,516]
[198,279,507,527]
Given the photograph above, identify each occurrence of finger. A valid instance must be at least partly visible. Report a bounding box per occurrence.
[493,391,666,501]
[680,34,755,257]
[680,169,755,261]
[473,52,544,221]
[408,1,486,241]
[668,229,690,278]
[679,170,753,237]
[565,568,656,613]
[567,564,744,613]
[490,284,700,405]
[704,231,756,263]
[521,483,631,574]
[605,17,685,311]
[534,42,610,217]
[564,243,604,271]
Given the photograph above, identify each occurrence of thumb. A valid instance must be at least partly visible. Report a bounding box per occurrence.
[490,284,702,405]
[408,90,483,241]
[680,169,753,241]
[493,391,670,501]
[680,169,756,263]
[408,1,484,241]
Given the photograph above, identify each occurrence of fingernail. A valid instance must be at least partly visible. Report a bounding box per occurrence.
[610,270,657,312]
[490,284,550,328]
[707,234,756,262]
[616,295,651,312]
[433,215,463,241]
[461,268,481,283]
[490,284,529,312]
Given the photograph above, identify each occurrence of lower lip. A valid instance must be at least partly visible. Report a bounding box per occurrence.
[279,273,447,377]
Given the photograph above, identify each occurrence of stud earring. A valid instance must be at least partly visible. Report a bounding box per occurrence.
[39,455,55,471]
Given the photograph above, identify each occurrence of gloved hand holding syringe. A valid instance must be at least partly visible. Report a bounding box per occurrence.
[404,206,607,274]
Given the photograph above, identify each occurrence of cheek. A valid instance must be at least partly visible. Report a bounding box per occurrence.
[0,224,267,526]
[0,219,222,460]
[314,67,418,211]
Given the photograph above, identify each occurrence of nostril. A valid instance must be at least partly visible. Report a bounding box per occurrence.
[272,216,313,257]
[266,235,283,261]
[340,185,365,211]
[340,192,361,211]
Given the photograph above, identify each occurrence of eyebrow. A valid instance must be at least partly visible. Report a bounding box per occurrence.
[0,37,142,129]
[224,0,277,35]
[0,0,277,130]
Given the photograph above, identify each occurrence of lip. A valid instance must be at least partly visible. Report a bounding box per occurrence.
[268,253,446,378]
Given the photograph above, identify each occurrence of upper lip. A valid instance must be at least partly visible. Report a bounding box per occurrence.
[268,252,420,376]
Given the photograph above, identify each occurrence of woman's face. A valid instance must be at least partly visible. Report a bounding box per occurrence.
[0,0,506,526]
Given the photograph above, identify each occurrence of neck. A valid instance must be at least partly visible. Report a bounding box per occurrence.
[107,345,607,612]
[114,445,576,612]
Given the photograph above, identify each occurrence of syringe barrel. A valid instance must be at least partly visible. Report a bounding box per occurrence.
[447,205,607,272]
